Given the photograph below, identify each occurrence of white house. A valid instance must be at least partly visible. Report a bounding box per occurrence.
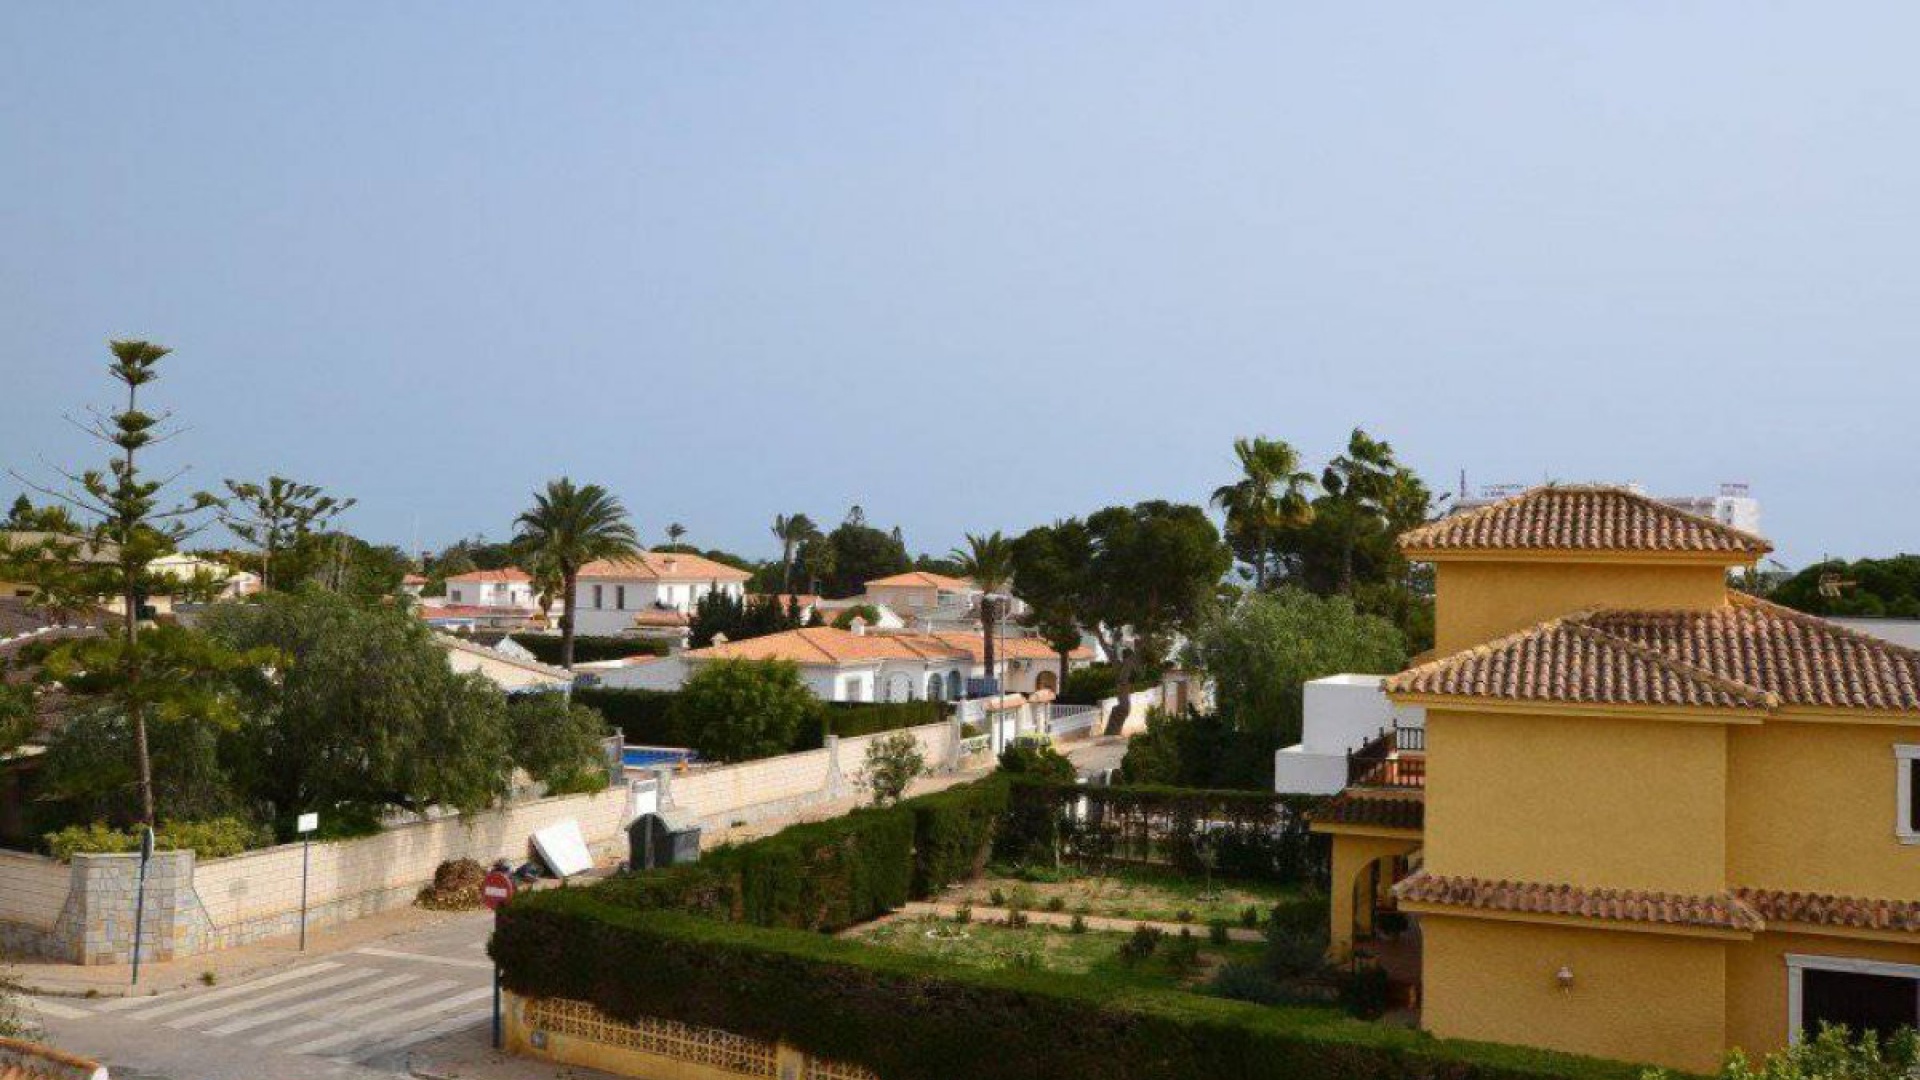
[1272,674,1425,795]
[571,552,751,637]
[442,568,538,609]
[862,571,980,615]
[578,624,1093,704]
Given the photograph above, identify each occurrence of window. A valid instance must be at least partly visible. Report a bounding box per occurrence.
[1787,955,1920,1044]
[1899,745,1919,844]
[616,586,626,610]
[450,588,462,603]
[592,585,603,609]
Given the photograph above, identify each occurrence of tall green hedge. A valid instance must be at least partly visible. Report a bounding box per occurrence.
[578,690,944,757]
[515,635,669,667]
[905,777,1008,895]
[492,894,1642,1080]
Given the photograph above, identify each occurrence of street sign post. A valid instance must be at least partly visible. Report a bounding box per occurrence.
[296,812,318,951]
[130,825,155,987]
[484,866,516,1049]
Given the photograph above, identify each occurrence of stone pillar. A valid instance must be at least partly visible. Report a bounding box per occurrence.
[58,850,204,965]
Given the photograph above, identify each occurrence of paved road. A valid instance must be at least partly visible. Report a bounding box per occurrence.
[30,915,497,1080]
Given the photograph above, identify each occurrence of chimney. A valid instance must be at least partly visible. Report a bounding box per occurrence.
[662,556,679,573]
[849,616,868,636]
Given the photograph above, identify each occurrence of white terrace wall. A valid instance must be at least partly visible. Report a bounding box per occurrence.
[0,848,72,957]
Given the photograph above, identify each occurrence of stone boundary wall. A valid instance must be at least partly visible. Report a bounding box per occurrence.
[0,719,970,966]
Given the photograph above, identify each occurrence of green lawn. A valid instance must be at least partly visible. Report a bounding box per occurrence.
[951,865,1314,926]
[847,914,1266,992]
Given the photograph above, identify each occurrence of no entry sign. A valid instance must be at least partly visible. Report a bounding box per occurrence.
[481,869,516,910]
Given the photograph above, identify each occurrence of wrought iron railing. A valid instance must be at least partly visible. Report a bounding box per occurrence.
[1345,725,1426,789]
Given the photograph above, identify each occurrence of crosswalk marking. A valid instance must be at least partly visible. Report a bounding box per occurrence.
[164,968,378,1029]
[205,973,416,1036]
[353,946,495,969]
[112,962,343,1019]
[247,977,459,1046]
[284,986,493,1054]
[342,1006,491,1061]
[29,998,93,1020]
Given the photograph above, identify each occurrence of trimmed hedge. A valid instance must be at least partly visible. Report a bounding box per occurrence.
[578,690,944,756]
[999,779,1328,886]
[516,635,669,667]
[492,894,1644,1080]
[595,779,1006,930]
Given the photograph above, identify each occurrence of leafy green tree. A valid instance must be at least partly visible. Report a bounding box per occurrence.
[211,476,355,591]
[513,480,639,668]
[11,340,244,825]
[951,532,1015,686]
[36,695,246,826]
[830,603,881,630]
[860,728,925,805]
[675,659,818,763]
[1211,437,1315,591]
[1772,555,1920,618]
[508,692,610,794]
[1011,521,1095,688]
[278,530,411,601]
[770,513,821,594]
[822,507,911,597]
[204,589,514,828]
[1081,502,1231,735]
[997,741,1076,783]
[690,589,801,646]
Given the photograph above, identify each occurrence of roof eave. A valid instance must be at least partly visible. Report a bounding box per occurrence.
[1401,547,1765,566]
[1386,693,1771,725]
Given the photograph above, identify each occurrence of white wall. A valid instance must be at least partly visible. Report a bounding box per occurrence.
[1272,674,1423,795]
[446,580,535,608]
[571,579,745,636]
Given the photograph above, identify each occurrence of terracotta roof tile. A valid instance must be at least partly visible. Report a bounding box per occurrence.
[444,568,531,583]
[1311,791,1425,830]
[1735,888,1920,935]
[1395,873,1763,932]
[1385,616,1778,710]
[1400,485,1770,558]
[867,571,977,591]
[0,1035,107,1080]
[684,627,965,665]
[579,552,751,583]
[1587,596,1920,712]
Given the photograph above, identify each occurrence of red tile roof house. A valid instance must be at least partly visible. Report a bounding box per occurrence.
[569,553,752,639]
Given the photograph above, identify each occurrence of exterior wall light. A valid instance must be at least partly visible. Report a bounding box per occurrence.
[1555,965,1575,991]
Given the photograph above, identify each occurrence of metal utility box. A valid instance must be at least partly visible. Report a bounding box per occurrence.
[628,810,702,870]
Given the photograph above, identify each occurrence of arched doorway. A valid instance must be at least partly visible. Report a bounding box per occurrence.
[926,673,945,701]
[884,673,914,702]
[946,670,963,700]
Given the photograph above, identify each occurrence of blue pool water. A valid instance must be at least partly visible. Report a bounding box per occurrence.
[623,746,696,769]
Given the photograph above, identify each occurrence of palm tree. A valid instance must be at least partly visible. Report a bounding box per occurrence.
[1321,428,1398,593]
[951,532,1016,694]
[513,480,639,668]
[665,522,687,549]
[1211,437,1316,590]
[770,513,820,594]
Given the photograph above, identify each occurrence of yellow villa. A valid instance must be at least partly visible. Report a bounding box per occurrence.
[1314,485,1920,1072]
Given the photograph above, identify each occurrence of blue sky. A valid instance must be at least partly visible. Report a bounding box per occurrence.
[3,4,1915,566]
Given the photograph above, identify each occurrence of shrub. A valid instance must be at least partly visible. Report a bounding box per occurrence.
[1264,923,1330,981]
[508,692,611,792]
[1339,966,1391,1020]
[1118,924,1163,967]
[492,894,1646,1080]
[1208,919,1231,946]
[996,742,1076,784]
[1068,914,1087,934]
[830,604,882,630]
[1375,910,1409,939]
[677,660,820,763]
[989,888,1006,906]
[1210,960,1290,1005]
[45,817,266,861]
[1648,1024,1920,1080]
[860,729,925,806]
[824,700,942,738]
[1166,927,1201,977]
[954,905,972,924]
[1045,896,1066,913]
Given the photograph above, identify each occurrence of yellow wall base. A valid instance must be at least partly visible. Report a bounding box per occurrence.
[505,991,876,1080]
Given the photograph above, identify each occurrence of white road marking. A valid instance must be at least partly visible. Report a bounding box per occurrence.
[247,977,459,1046]
[165,969,378,1029]
[353,947,494,970]
[206,973,416,1036]
[284,986,493,1054]
[111,962,343,1019]
[340,1006,491,1061]
[30,997,93,1020]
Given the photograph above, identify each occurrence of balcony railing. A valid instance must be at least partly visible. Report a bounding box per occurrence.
[1345,724,1426,789]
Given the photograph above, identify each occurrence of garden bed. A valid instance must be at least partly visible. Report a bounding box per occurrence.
[952,864,1317,927]
[846,913,1269,993]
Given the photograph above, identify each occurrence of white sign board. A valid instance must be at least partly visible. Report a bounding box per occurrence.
[531,819,593,878]
[296,812,319,834]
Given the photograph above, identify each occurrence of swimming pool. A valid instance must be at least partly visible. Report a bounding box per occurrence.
[623,746,697,769]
